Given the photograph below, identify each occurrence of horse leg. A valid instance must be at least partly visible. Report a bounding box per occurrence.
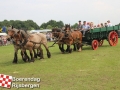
[21,50,26,62]
[33,49,37,58]
[42,43,51,58]
[39,45,44,59]
[24,51,30,62]
[12,48,18,64]
[62,44,65,52]
[73,44,77,51]
[21,50,24,61]
[58,44,64,53]
[37,49,41,57]
[21,49,30,62]
[13,51,18,63]
[78,38,82,52]
[76,43,79,50]
[77,43,82,52]
[66,45,69,52]
[29,49,34,62]
[67,45,72,53]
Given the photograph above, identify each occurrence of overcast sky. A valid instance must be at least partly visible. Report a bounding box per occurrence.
[0,0,120,26]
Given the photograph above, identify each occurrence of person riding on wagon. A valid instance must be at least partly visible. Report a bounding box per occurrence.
[81,21,90,37]
[107,20,112,27]
[77,20,82,30]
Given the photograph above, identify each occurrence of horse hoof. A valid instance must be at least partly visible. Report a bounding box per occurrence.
[78,49,82,52]
[40,58,44,60]
[34,55,37,58]
[48,56,51,58]
[12,62,17,64]
[66,50,69,52]
[73,49,76,51]
[26,59,29,62]
[29,60,34,63]
[61,52,65,54]
[47,55,51,58]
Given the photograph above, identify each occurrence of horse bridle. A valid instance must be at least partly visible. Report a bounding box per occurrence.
[11,31,28,47]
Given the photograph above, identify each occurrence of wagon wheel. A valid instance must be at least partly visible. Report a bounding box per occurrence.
[98,40,104,46]
[108,31,118,46]
[91,40,99,50]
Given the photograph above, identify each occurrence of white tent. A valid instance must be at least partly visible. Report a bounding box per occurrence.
[0,33,7,36]
[30,29,51,33]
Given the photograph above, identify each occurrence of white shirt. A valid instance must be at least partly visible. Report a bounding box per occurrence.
[107,23,112,27]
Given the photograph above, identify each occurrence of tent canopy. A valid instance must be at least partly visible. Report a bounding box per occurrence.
[0,33,7,36]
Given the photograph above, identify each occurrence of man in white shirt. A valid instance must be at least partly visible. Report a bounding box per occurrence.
[107,20,112,27]
[81,21,90,37]
[77,20,82,30]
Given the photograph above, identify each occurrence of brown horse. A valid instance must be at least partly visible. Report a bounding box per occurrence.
[52,28,77,53]
[63,24,83,53]
[7,27,31,63]
[52,28,65,53]
[12,29,51,62]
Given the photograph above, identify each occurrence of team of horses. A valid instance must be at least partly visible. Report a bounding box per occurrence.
[52,24,82,53]
[7,24,82,64]
[7,26,51,63]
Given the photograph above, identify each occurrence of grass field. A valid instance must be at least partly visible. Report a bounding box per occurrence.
[0,39,120,90]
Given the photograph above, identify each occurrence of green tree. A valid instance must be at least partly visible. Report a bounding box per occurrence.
[40,23,47,29]
[47,20,57,27]
[40,20,64,29]
[46,25,52,29]
[71,23,78,29]
[0,19,40,30]
[56,21,64,28]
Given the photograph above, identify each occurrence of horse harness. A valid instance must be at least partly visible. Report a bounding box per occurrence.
[19,32,42,49]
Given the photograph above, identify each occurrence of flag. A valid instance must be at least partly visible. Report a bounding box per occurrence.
[0,28,2,33]
[2,26,6,32]
[0,74,12,88]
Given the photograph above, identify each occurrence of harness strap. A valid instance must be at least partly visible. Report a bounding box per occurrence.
[29,41,42,44]
[32,42,36,49]
[21,39,28,46]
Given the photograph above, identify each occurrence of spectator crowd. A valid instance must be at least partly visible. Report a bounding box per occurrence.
[0,35,11,46]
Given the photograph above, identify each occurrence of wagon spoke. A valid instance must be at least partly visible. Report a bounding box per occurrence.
[108,31,118,46]
[91,40,98,50]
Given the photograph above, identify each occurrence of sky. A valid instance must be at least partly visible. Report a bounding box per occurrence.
[0,0,120,26]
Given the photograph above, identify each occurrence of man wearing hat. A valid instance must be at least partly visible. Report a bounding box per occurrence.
[107,20,112,27]
[77,20,83,30]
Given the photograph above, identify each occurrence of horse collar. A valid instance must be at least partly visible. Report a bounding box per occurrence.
[21,39,28,47]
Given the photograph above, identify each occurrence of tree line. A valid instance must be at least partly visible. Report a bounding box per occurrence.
[0,19,120,32]
[0,19,77,31]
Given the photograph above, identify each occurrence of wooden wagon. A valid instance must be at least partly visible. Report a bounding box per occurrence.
[82,25,120,50]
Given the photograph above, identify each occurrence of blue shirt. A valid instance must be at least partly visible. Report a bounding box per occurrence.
[82,25,90,30]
